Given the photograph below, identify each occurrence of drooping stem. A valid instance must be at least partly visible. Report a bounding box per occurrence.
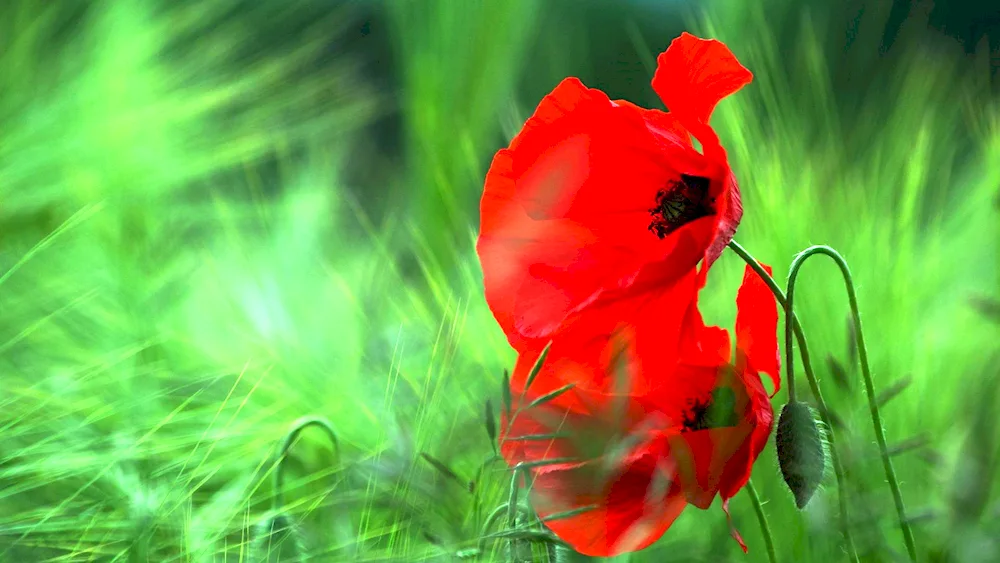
[783,271,798,403]
[273,416,341,512]
[727,240,859,563]
[786,245,917,562]
[746,480,778,563]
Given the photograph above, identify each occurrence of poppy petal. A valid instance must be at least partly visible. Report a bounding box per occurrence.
[722,498,749,553]
[616,96,740,271]
[735,263,781,396]
[500,393,689,557]
[663,362,754,507]
[500,404,587,471]
[669,425,752,509]
[478,77,719,345]
[528,441,687,557]
[716,370,773,501]
[651,33,751,268]
[504,266,705,407]
[491,77,703,226]
[612,98,693,150]
[716,263,779,504]
[676,288,732,368]
[651,32,753,139]
[704,172,744,269]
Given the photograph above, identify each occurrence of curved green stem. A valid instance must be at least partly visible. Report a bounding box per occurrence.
[728,240,859,563]
[746,480,777,563]
[505,463,537,560]
[273,416,341,512]
[787,245,917,561]
[478,502,534,551]
[783,276,798,403]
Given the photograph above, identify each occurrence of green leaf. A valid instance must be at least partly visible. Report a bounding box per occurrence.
[480,528,564,543]
[970,295,1000,323]
[526,383,575,409]
[827,355,851,391]
[876,375,912,407]
[596,431,649,485]
[422,530,444,546]
[515,457,580,471]
[501,369,513,418]
[888,434,930,457]
[503,433,569,443]
[484,399,497,451]
[521,341,552,396]
[420,453,466,489]
[540,504,599,522]
[608,331,632,429]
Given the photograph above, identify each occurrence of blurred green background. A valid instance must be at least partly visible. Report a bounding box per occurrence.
[0,0,997,561]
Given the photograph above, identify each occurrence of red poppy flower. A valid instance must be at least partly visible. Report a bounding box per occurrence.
[499,264,780,557]
[477,32,752,350]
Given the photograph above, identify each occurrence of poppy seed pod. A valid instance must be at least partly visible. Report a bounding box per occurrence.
[775,401,826,509]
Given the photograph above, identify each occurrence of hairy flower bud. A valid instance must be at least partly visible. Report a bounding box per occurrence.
[775,401,826,509]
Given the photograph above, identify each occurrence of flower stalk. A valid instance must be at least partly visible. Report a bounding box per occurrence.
[728,240,859,563]
[786,245,917,562]
[273,416,341,512]
[746,480,777,563]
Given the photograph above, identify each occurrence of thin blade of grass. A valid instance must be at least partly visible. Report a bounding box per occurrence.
[526,384,575,409]
[420,453,466,489]
[876,376,913,407]
[539,504,599,523]
[520,342,552,398]
[501,369,513,418]
[484,399,497,453]
[503,433,569,443]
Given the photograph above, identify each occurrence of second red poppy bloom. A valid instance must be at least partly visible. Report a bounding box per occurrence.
[498,263,780,557]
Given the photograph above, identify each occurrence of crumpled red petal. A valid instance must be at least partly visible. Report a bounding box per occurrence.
[651,32,753,157]
[722,498,748,553]
[713,263,780,549]
[527,440,688,557]
[716,368,773,503]
[651,32,752,269]
[735,262,781,396]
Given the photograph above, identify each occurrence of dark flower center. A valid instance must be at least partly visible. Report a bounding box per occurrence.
[647,174,714,239]
[682,387,739,432]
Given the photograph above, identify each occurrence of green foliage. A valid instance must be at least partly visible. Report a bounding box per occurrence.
[0,0,996,561]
